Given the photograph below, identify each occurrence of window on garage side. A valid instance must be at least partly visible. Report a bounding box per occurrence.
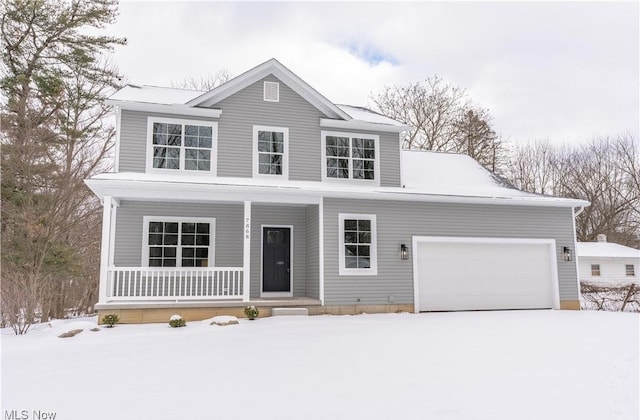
[144,217,215,267]
[338,214,377,276]
[626,264,636,276]
[591,264,601,276]
[322,131,379,184]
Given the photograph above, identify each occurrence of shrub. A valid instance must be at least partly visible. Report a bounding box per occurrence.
[244,305,259,320]
[169,314,186,328]
[102,313,119,328]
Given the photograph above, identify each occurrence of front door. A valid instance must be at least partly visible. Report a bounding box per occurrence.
[262,227,291,294]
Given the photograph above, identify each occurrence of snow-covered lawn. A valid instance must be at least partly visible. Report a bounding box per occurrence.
[2,310,638,420]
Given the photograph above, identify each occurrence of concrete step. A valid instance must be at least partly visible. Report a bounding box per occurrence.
[271,307,309,316]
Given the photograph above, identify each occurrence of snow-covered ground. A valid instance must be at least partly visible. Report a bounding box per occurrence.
[2,310,638,420]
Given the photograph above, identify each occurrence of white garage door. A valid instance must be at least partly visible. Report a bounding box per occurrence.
[414,237,559,311]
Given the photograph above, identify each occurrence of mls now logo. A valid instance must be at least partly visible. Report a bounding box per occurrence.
[4,410,57,420]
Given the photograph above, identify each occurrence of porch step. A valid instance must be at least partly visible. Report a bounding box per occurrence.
[271,307,309,316]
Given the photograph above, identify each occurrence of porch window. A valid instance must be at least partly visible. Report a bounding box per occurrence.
[338,213,377,276]
[147,117,217,173]
[253,125,289,178]
[143,217,215,267]
[626,264,636,276]
[322,131,379,183]
[591,264,600,276]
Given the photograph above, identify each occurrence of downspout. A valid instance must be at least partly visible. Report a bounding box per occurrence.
[571,206,585,309]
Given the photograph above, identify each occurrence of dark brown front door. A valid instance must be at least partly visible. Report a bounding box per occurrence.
[262,227,291,293]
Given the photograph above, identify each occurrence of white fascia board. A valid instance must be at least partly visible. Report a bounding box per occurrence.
[320,118,412,133]
[85,178,322,205]
[188,59,351,120]
[106,100,221,118]
[85,177,588,208]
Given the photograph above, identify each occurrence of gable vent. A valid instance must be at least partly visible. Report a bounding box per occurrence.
[264,81,279,102]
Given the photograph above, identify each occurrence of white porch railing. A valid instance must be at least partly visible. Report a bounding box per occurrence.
[106,267,244,301]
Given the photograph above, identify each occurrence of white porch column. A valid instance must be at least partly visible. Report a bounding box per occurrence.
[243,201,252,302]
[98,196,113,304]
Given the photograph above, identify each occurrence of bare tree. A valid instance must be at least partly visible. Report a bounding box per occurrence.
[172,69,233,91]
[371,76,505,171]
[503,135,640,247]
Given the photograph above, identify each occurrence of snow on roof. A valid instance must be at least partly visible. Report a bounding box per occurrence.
[87,150,588,208]
[109,84,205,105]
[577,242,640,259]
[401,149,536,199]
[336,105,405,127]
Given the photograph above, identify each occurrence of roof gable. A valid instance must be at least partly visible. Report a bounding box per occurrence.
[187,58,351,120]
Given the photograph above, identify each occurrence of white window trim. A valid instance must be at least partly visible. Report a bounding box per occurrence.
[141,216,216,268]
[253,125,289,179]
[338,213,378,276]
[263,81,280,102]
[260,224,294,298]
[321,130,380,186]
[146,117,218,175]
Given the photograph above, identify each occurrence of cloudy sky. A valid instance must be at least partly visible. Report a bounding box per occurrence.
[110,1,639,145]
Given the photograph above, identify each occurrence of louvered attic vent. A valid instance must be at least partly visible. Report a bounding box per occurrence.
[264,81,279,102]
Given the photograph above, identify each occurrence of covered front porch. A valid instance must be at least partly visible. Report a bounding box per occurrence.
[95,188,323,316]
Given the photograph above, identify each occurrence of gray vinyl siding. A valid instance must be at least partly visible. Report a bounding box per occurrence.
[323,198,579,305]
[305,205,320,299]
[116,77,402,186]
[113,200,243,267]
[215,75,326,181]
[250,205,307,298]
[117,110,217,173]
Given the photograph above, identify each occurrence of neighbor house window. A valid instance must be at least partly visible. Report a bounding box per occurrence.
[626,264,636,276]
[147,118,217,173]
[322,131,379,183]
[591,264,601,276]
[253,125,289,178]
[338,214,377,276]
[143,217,215,267]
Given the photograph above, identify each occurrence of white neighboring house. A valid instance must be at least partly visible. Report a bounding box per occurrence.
[577,235,640,285]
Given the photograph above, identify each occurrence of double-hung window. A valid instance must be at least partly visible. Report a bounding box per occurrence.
[143,217,215,268]
[591,264,600,276]
[626,264,636,276]
[147,117,217,173]
[338,214,377,276]
[322,131,379,184]
[253,125,289,178]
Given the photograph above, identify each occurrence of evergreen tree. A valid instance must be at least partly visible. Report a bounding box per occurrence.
[1,0,126,333]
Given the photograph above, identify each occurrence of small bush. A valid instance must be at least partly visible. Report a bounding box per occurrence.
[169,314,186,328]
[102,313,119,327]
[244,305,259,320]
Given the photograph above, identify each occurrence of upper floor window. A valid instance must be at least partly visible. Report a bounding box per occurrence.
[142,217,215,267]
[146,117,217,173]
[338,213,378,276]
[591,264,600,276]
[626,264,636,276]
[253,125,289,178]
[321,131,380,184]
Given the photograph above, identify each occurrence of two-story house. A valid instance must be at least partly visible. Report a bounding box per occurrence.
[86,58,589,323]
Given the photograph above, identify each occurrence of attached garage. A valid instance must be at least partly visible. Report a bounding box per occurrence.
[412,236,560,312]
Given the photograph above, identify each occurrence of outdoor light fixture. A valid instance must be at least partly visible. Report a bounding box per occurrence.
[563,246,572,261]
[400,244,409,260]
